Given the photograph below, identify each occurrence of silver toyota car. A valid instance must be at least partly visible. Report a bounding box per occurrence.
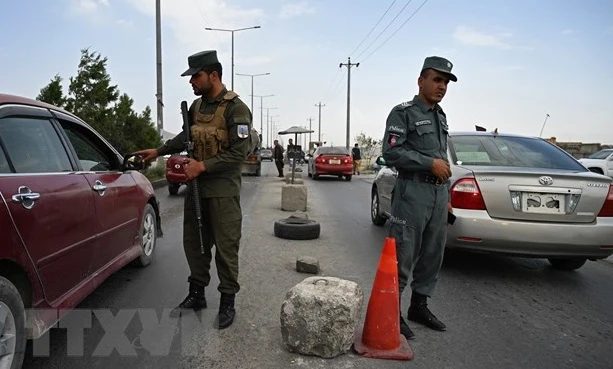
[371,132,613,270]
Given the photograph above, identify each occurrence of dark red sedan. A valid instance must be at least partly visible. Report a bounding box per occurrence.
[0,94,162,369]
[166,153,188,195]
[307,146,354,181]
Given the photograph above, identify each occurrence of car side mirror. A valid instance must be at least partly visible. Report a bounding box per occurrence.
[122,154,145,171]
[375,156,386,166]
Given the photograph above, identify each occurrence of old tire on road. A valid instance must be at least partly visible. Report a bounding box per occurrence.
[274,218,321,240]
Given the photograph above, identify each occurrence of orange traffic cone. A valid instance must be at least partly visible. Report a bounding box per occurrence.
[353,237,413,360]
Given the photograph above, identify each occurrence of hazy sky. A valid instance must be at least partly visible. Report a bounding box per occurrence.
[2,0,612,147]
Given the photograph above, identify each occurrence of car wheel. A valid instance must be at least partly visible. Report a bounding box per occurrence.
[547,257,587,271]
[0,276,26,369]
[135,204,157,267]
[274,218,321,240]
[371,189,386,226]
[345,175,352,181]
[168,183,180,195]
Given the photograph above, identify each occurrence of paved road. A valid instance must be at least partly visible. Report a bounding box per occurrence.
[22,162,613,369]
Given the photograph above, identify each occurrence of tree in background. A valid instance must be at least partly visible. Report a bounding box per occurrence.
[36,74,66,108]
[36,48,161,154]
[355,132,382,171]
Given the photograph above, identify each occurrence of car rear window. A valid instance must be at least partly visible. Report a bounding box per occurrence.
[587,150,613,159]
[450,135,586,171]
[317,147,350,155]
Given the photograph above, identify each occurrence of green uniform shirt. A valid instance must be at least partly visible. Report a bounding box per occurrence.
[382,95,449,172]
[156,89,252,197]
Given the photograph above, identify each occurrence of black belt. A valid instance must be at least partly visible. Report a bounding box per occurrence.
[397,171,446,186]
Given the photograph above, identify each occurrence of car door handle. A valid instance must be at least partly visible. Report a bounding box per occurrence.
[12,186,41,209]
[92,180,107,196]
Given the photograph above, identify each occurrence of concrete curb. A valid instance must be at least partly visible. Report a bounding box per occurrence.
[151,178,167,189]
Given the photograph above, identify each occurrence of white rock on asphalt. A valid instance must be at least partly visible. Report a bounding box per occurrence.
[296,256,319,274]
[280,277,363,358]
[281,184,307,212]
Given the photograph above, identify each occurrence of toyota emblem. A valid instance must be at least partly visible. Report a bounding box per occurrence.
[538,176,554,186]
[175,164,181,169]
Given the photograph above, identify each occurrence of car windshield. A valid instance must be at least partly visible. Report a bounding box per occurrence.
[317,147,349,155]
[261,149,272,154]
[450,135,587,171]
[587,150,613,159]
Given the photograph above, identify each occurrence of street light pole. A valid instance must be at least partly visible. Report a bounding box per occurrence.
[252,94,274,145]
[236,72,270,118]
[204,26,261,90]
[266,108,279,147]
[539,113,551,138]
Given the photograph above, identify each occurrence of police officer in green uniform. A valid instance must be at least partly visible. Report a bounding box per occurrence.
[135,50,252,329]
[382,56,457,340]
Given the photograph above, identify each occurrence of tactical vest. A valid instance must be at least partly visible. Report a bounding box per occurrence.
[191,91,238,160]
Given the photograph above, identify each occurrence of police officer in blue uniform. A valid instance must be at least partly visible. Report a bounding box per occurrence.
[382,56,457,340]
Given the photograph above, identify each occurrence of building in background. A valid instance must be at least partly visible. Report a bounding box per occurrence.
[546,137,612,159]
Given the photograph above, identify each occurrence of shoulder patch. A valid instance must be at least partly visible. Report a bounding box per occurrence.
[237,124,250,139]
[387,125,406,134]
[395,101,413,110]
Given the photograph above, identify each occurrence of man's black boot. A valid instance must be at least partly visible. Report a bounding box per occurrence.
[216,293,236,329]
[169,283,207,318]
[407,292,446,331]
[400,316,415,340]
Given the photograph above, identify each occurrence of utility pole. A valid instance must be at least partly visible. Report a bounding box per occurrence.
[315,102,325,143]
[155,0,163,138]
[340,57,359,149]
[307,117,313,147]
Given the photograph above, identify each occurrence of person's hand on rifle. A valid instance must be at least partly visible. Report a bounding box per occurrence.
[133,149,159,163]
[183,158,206,180]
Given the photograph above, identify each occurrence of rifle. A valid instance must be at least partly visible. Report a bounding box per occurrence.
[181,101,205,254]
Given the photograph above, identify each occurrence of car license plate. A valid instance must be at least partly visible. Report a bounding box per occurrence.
[522,193,565,214]
[329,159,340,164]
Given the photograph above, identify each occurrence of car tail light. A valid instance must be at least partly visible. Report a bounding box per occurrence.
[315,156,325,164]
[343,156,352,164]
[598,185,613,217]
[451,178,486,210]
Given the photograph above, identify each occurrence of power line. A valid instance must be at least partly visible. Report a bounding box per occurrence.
[361,0,430,63]
[355,0,415,60]
[349,0,398,57]
[320,68,342,102]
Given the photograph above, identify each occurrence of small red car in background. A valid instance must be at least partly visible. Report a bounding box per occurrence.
[0,93,162,369]
[307,146,354,181]
[166,153,188,195]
